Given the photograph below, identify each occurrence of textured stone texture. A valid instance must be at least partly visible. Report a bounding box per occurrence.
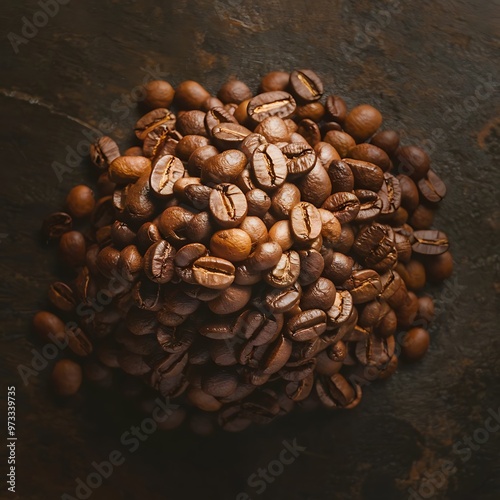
[0,1,499,499]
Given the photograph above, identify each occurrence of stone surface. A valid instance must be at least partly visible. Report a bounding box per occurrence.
[0,1,499,499]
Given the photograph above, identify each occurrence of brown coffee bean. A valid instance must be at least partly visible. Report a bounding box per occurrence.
[289,69,323,102]
[251,144,287,190]
[90,136,121,169]
[48,282,76,312]
[301,277,336,310]
[246,189,271,217]
[109,156,151,184]
[397,145,430,181]
[289,202,322,243]
[208,284,252,315]
[176,135,211,161]
[150,155,185,197]
[192,256,235,289]
[411,230,449,255]
[210,228,252,262]
[264,250,301,288]
[409,204,434,230]
[286,309,327,341]
[209,183,248,228]
[59,231,86,268]
[343,158,384,191]
[297,159,332,206]
[370,130,400,155]
[158,206,194,244]
[217,79,253,104]
[323,130,356,158]
[259,71,290,92]
[143,80,175,109]
[176,110,207,137]
[143,240,176,284]
[175,80,211,110]
[344,104,383,142]
[417,169,447,204]
[349,143,391,172]
[66,185,95,218]
[202,149,247,184]
[379,173,402,215]
[354,189,383,222]
[322,192,360,224]
[344,269,382,304]
[402,327,430,361]
[247,91,296,122]
[52,359,82,396]
[135,109,176,140]
[325,95,347,123]
[42,212,73,240]
[254,116,290,143]
[424,250,453,282]
[327,159,355,193]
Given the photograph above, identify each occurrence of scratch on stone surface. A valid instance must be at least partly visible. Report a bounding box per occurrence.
[0,88,101,134]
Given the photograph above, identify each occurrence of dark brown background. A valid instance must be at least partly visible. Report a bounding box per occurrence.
[1,1,499,499]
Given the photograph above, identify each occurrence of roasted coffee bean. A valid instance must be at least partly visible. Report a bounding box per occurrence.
[297,159,332,206]
[402,327,430,361]
[297,119,321,147]
[187,145,219,177]
[409,204,434,230]
[143,240,176,284]
[173,243,208,284]
[323,129,356,158]
[52,359,83,396]
[246,241,283,272]
[192,256,235,289]
[417,169,447,204]
[234,263,262,285]
[111,221,136,248]
[325,95,347,123]
[286,309,327,341]
[344,104,383,142]
[353,223,398,273]
[246,189,271,217]
[327,160,355,193]
[175,80,211,110]
[271,183,301,219]
[159,206,194,244]
[322,192,360,224]
[265,283,302,313]
[59,231,86,268]
[397,145,430,181]
[343,269,382,304]
[48,282,76,312]
[238,216,268,248]
[264,250,301,288]
[42,212,72,240]
[316,373,361,409]
[184,183,212,210]
[290,202,322,242]
[209,183,248,228]
[260,71,290,92]
[295,101,325,122]
[135,109,176,140]
[323,252,354,285]
[109,155,152,184]
[208,284,252,315]
[240,133,268,159]
[281,143,316,176]
[301,277,336,310]
[205,107,238,133]
[289,69,323,102]
[370,130,400,156]
[268,220,294,251]
[218,79,253,104]
[202,149,247,184]
[251,144,287,190]
[343,158,384,191]
[411,230,449,255]
[90,136,121,169]
[186,211,214,243]
[150,155,185,197]
[354,189,382,222]
[349,143,391,172]
[396,260,426,291]
[379,173,402,215]
[254,116,290,143]
[247,91,296,122]
[297,249,324,286]
[314,142,341,167]
[424,250,453,282]
[211,123,252,149]
[143,79,174,109]
[210,228,252,262]
[136,222,162,252]
[66,185,95,218]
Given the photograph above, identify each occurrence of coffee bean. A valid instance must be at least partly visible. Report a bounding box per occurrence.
[265,282,302,313]
[411,230,449,255]
[66,185,95,218]
[297,159,332,206]
[343,158,384,191]
[158,206,194,244]
[90,136,120,169]
[208,284,252,315]
[48,282,76,312]
[59,231,86,268]
[209,183,248,228]
[397,145,430,181]
[251,144,287,190]
[150,155,185,197]
[417,169,447,204]
[192,256,235,289]
[290,202,322,242]
[52,359,83,396]
[218,79,253,104]
[354,189,382,222]
[402,327,430,361]
[264,250,301,288]
[247,91,296,122]
[409,204,434,230]
[259,71,290,92]
[135,108,176,141]
[325,95,347,123]
[424,250,453,282]
[323,252,354,284]
[323,130,356,158]
[322,192,360,224]
[211,122,252,149]
[370,130,400,155]
[175,80,211,110]
[314,142,341,167]
[343,269,382,304]
[327,160,355,193]
[344,104,383,142]
[144,240,176,284]
[379,173,402,215]
[143,80,175,109]
[349,143,391,172]
[42,212,72,240]
[289,69,323,102]
[281,143,317,176]
[210,228,252,262]
[245,189,271,217]
[301,277,336,310]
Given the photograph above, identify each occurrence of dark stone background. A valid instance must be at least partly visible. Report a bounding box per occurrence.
[0,1,499,499]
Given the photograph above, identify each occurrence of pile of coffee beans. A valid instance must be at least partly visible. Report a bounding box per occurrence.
[35,69,452,433]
